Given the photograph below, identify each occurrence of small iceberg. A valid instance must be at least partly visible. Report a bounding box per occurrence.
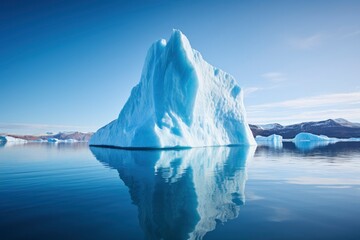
[0,135,27,147]
[293,132,338,143]
[255,134,283,148]
[292,132,338,151]
[347,137,360,142]
[64,139,78,143]
[47,138,59,143]
[0,136,27,143]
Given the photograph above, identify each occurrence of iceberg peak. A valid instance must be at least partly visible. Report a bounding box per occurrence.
[90,30,256,148]
[169,29,192,49]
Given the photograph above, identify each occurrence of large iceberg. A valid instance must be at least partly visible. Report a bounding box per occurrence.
[90,30,255,148]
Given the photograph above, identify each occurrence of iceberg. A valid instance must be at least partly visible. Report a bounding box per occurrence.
[293,132,338,143]
[348,137,360,142]
[0,135,27,147]
[90,30,255,148]
[47,138,59,143]
[0,136,27,143]
[255,134,283,148]
[292,132,338,151]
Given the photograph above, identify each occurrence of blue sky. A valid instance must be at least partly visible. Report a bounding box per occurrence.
[1,0,360,134]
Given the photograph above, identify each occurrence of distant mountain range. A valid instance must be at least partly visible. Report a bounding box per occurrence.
[250,118,360,139]
[4,132,93,142]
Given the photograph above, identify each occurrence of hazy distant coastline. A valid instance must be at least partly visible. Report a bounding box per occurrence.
[0,132,93,142]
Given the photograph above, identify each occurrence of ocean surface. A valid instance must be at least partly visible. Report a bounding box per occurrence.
[1,141,359,240]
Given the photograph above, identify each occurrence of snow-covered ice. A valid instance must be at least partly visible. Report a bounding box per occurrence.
[0,136,27,147]
[292,132,338,151]
[47,138,59,143]
[348,137,360,142]
[255,134,283,148]
[0,136,27,143]
[292,132,338,143]
[90,30,255,148]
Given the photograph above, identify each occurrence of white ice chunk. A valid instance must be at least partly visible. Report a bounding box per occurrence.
[293,132,338,143]
[0,135,27,143]
[255,134,283,148]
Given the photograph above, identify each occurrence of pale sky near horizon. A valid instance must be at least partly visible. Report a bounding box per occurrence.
[1,0,360,134]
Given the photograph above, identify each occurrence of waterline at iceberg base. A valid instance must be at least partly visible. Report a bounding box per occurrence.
[90,30,255,148]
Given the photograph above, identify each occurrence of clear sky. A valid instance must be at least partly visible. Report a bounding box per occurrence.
[1,0,360,134]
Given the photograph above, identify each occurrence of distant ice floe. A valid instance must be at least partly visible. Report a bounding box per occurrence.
[47,138,59,143]
[254,132,360,151]
[292,132,338,143]
[0,136,27,143]
[0,136,27,147]
[64,139,78,143]
[0,135,81,147]
[255,134,283,148]
[347,137,360,142]
[0,135,27,143]
[47,138,78,143]
[291,132,360,151]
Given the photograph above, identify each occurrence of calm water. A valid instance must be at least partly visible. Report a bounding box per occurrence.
[1,142,360,239]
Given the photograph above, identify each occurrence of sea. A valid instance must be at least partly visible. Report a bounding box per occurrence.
[1,141,359,239]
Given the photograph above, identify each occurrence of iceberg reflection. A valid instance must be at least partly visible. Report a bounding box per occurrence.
[90,146,255,240]
[294,140,333,151]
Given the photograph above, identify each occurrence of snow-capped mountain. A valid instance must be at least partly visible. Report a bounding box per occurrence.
[258,123,283,130]
[250,119,360,138]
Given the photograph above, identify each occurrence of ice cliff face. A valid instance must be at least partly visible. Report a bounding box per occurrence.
[90,30,255,148]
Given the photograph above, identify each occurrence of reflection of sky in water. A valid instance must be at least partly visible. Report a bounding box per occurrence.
[252,142,360,187]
